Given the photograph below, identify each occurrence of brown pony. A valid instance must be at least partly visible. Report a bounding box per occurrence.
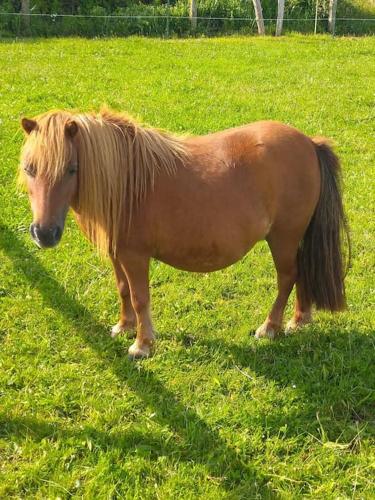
[19,109,350,358]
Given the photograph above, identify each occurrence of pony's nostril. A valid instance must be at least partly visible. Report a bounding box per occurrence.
[53,226,62,242]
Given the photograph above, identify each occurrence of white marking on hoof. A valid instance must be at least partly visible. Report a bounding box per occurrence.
[110,321,136,339]
[285,314,312,335]
[128,341,152,359]
[255,323,276,340]
[285,319,298,335]
[110,322,125,338]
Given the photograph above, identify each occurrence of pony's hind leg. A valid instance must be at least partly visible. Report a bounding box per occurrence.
[110,255,136,338]
[285,281,313,333]
[255,232,298,339]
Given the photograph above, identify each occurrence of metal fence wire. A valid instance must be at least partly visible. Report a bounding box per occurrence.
[1,11,374,37]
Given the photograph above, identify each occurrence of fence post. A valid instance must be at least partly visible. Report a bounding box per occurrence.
[251,0,265,35]
[166,0,170,37]
[328,0,338,35]
[314,0,319,33]
[190,0,197,32]
[276,0,285,36]
[20,0,31,35]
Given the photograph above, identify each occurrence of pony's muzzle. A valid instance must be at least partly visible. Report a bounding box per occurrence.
[30,223,62,248]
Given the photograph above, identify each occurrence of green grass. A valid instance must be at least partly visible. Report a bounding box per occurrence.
[0,35,374,498]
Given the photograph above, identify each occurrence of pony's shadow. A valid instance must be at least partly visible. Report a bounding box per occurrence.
[189,326,375,441]
[0,224,271,497]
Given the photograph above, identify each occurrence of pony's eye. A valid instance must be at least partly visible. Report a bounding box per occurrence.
[68,165,78,176]
[24,166,36,178]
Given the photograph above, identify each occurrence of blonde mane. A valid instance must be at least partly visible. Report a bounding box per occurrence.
[20,109,189,255]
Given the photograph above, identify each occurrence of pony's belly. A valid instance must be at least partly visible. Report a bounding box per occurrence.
[154,243,253,273]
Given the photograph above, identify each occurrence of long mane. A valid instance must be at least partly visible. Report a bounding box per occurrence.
[20,109,189,256]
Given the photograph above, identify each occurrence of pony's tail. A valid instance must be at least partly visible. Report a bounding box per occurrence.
[297,138,351,311]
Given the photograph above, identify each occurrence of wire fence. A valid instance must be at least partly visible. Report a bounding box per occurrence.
[1,11,374,38]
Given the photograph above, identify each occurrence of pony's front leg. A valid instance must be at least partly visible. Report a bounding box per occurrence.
[110,255,136,338]
[122,254,155,359]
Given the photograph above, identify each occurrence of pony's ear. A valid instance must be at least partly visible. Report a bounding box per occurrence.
[21,118,37,135]
[65,120,78,138]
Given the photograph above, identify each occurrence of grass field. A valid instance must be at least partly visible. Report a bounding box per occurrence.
[0,35,374,498]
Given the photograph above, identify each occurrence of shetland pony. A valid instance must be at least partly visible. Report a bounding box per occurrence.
[20,109,350,358]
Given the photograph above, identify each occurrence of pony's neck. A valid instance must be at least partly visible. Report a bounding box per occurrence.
[80,110,187,186]
[73,110,188,256]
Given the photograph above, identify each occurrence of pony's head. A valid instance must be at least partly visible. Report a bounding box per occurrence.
[20,108,188,255]
[20,111,79,248]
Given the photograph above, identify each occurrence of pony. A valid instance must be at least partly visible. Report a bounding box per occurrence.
[19,109,350,358]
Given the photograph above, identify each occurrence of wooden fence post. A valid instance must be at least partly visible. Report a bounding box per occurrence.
[190,0,197,31]
[251,0,265,35]
[276,0,285,36]
[21,0,31,35]
[314,0,319,33]
[328,0,338,35]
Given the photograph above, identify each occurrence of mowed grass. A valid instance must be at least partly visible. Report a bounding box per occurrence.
[0,35,374,498]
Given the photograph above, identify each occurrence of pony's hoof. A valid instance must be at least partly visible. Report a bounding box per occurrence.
[128,341,152,360]
[285,315,312,335]
[110,323,124,338]
[110,321,136,338]
[285,319,298,335]
[254,322,278,340]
